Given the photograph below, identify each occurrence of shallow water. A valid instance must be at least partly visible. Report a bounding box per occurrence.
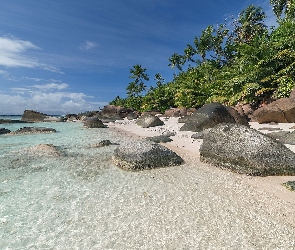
[1,118,295,249]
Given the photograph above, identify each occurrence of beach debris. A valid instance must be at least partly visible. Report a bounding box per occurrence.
[200,123,295,176]
[9,127,57,135]
[113,139,183,170]
[180,102,246,132]
[251,98,295,123]
[83,117,107,128]
[135,114,164,128]
[282,181,295,191]
[0,128,11,134]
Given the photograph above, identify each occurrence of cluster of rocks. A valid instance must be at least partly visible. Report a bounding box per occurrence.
[9,127,57,135]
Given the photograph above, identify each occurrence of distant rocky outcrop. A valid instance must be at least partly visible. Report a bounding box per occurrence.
[199,123,295,176]
[113,139,184,170]
[9,127,57,135]
[21,110,62,122]
[180,102,247,132]
[251,98,295,123]
[0,128,11,134]
[135,114,164,128]
[21,110,48,122]
[0,119,26,124]
[146,135,173,143]
[100,105,137,120]
[83,117,107,128]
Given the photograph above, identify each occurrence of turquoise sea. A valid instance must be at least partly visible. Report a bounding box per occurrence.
[0,116,132,249]
[1,116,295,249]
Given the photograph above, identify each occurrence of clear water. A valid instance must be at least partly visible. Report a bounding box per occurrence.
[0,117,128,249]
[1,117,295,249]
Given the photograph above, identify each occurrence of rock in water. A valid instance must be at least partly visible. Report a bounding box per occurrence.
[199,123,295,176]
[113,139,183,170]
[20,144,64,157]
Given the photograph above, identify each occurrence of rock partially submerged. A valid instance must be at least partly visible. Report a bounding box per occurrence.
[199,123,295,176]
[20,144,64,157]
[0,128,11,134]
[113,139,184,170]
[89,140,119,148]
[9,127,57,135]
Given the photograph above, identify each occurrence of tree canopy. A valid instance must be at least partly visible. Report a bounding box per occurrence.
[110,2,295,112]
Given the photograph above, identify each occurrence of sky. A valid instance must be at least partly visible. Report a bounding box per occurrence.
[0,0,277,115]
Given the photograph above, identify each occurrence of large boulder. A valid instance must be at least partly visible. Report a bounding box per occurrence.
[180,102,236,132]
[83,117,107,128]
[251,98,295,123]
[267,130,295,145]
[21,110,48,122]
[135,114,164,128]
[226,106,249,127]
[199,123,295,176]
[112,139,184,170]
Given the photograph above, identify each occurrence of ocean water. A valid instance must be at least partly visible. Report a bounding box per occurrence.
[0,117,130,249]
[1,117,295,249]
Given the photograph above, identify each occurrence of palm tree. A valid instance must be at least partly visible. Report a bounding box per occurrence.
[270,0,295,20]
[234,5,267,43]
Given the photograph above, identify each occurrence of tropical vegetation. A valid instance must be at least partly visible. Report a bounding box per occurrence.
[110,1,295,112]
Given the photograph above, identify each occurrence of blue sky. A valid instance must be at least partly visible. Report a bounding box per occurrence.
[0,0,276,115]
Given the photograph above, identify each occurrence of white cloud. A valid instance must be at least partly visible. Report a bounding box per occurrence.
[0,91,107,115]
[31,83,69,91]
[80,40,98,50]
[0,36,63,73]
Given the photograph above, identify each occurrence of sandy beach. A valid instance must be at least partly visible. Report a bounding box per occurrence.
[108,117,295,233]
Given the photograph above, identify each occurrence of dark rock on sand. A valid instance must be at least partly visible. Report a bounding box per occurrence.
[282,181,295,191]
[113,139,184,170]
[0,128,11,134]
[83,117,107,128]
[135,114,164,128]
[10,127,57,135]
[199,123,295,176]
[180,102,236,132]
[146,135,173,143]
[251,98,295,123]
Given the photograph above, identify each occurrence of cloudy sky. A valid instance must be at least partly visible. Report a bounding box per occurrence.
[0,0,276,115]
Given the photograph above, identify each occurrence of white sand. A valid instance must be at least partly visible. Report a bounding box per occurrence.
[107,117,295,247]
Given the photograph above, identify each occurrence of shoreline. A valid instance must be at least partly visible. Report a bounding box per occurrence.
[108,117,295,221]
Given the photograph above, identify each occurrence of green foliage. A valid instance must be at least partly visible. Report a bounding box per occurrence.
[110,3,295,112]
